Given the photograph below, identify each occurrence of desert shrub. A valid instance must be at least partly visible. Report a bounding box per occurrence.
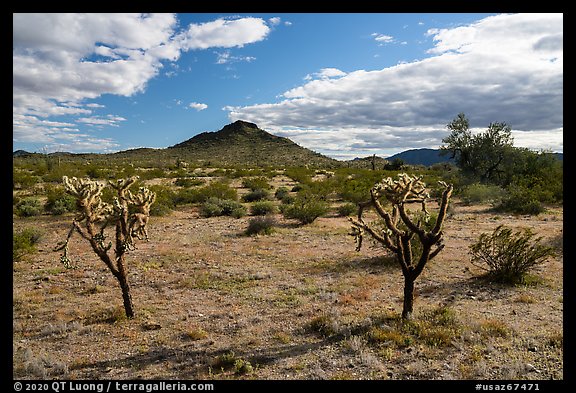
[281,195,329,224]
[250,201,276,216]
[13,169,40,190]
[172,188,198,205]
[85,165,106,179]
[334,171,386,204]
[175,181,238,205]
[200,198,246,218]
[245,216,276,235]
[174,177,204,187]
[285,167,314,184]
[460,183,506,206]
[274,186,290,200]
[469,225,556,284]
[13,227,42,261]
[494,184,545,215]
[280,195,295,205]
[44,186,76,215]
[147,185,176,216]
[337,202,357,217]
[241,177,271,191]
[136,167,167,180]
[241,188,270,202]
[15,197,43,217]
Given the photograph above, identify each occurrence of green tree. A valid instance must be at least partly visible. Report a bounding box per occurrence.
[441,113,514,183]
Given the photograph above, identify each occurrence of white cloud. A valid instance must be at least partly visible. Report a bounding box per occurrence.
[227,13,563,157]
[304,68,347,81]
[13,13,271,152]
[215,50,256,64]
[77,115,127,127]
[374,34,394,43]
[188,102,208,111]
[179,17,270,50]
[269,17,281,26]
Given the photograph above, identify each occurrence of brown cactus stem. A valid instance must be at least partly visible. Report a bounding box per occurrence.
[402,275,415,320]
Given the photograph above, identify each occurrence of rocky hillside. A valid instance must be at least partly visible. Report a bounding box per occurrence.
[169,120,339,168]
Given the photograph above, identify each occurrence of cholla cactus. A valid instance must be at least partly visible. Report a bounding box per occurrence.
[127,187,156,241]
[55,176,156,319]
[62,176,112,222]
[350,173,453,319]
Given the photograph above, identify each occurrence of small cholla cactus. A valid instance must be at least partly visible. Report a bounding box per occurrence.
[127,187,156,241]
[54,176,156,319]
[349,173,453,319]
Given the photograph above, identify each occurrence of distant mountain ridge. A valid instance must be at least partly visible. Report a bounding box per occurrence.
[13,122,563,167]
[384,148,563,166]
[385,148,455,166]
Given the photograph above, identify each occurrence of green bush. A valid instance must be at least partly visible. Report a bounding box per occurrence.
[13,169,40,190]
[250,201,276,216]
[147,185,176,216]
[174,177,204,187]
[460,183,505,206]
[285,167,314,184]
[469,225,555,284]
[337,202,357,217]
[241,188,270,202]
[13,227,42,261]
[44,186,76,215]
[15,197,43,217]
[282,196,329,225]
[245,216,276,236]
[274,187,290,201]
[242,177,271,191]
[200,198,246,218]
[174,181,238,205]
[495,184,545,215]
[136,167,167,180]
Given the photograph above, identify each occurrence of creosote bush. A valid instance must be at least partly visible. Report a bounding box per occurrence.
[250,201,276,216]
[469,224,555,284]
[44,185,77,215]
[241,188,270,202]
[200,198,246,218]
[15,197,43,217]
[281,195,329,225]
[460,183,505,206]
[245,216,276,236]
[13,227,43,261]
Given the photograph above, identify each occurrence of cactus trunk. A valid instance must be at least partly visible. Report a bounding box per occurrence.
[402,276,415,320]
[116,270,135,319]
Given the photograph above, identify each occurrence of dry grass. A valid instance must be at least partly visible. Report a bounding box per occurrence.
[12,197,563,380]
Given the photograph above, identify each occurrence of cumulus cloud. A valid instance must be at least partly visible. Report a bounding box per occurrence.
[179,17,270,50]
[304,68,347,81]
[188,102,208,111]
[228,13,563,157]
[13,13,270,152]
[269,17,282,26]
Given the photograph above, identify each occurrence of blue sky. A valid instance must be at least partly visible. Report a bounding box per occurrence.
[13,13,563,159]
